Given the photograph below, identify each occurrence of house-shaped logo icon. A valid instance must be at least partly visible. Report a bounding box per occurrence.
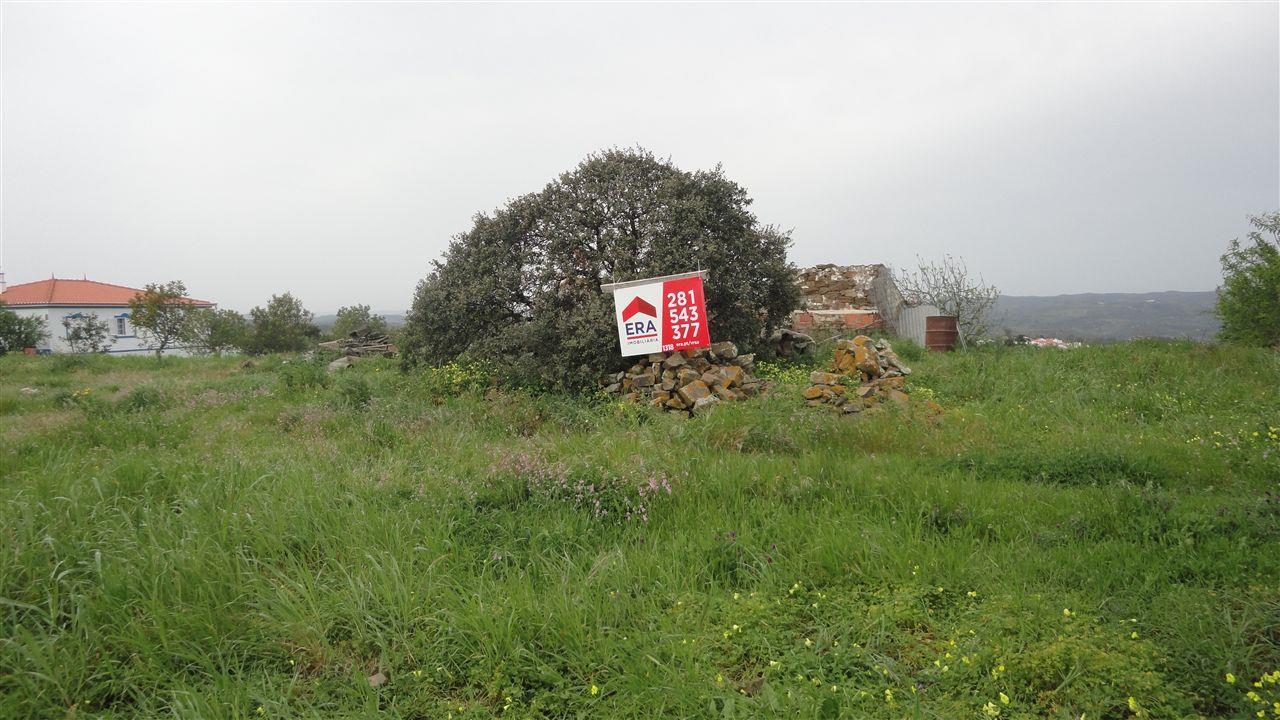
[621,296,659,339]
[621,296,656,321]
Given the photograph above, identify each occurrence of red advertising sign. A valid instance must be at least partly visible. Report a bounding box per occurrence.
[603,271,711,357]
[660,274,710,353]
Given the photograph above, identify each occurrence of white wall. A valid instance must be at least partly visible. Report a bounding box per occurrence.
[9,305,195,356]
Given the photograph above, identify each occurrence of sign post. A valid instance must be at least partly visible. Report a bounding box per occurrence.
[601,271,711,357]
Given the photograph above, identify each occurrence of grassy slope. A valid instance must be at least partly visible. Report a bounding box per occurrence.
[1,344,1278,719]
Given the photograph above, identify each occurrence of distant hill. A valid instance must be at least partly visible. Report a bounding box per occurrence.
[992,291,1219,342]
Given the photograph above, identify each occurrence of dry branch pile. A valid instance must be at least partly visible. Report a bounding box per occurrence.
[600,342,766,416]
[318,328,397,358]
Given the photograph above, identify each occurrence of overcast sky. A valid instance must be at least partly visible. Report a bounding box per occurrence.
[2,2,1277,313]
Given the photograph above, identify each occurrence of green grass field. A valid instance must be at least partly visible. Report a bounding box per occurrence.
[2,342,1279,719]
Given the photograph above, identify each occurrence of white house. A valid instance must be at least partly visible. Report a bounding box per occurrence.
[0,277,215,355]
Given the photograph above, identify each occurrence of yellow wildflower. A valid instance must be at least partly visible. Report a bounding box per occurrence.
[590,684,599,696]
[999,692,1010,704]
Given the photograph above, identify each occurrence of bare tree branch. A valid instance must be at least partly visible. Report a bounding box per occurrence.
[894,254,999,346]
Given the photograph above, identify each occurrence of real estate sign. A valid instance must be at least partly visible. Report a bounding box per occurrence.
[601,271,711,357]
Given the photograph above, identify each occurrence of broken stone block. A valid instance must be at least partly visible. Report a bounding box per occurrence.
[692,395,721,413]
[327,356,357,373]
[678,379,712,405]
[709,341,738,360]
[720,365,743,387]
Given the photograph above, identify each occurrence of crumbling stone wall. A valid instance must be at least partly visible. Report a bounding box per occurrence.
[787,263,902,336]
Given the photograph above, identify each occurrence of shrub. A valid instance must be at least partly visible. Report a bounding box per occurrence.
[415,360,495,397]
[277,360,328,392]
[332,374,372,410]
[1217,211,1280,347]
[401,147,799,390]
[0,302,47,354]
[119,385,167,413]
[244,293,319,355]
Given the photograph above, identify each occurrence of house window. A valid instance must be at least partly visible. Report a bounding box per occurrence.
[116,317,128,336]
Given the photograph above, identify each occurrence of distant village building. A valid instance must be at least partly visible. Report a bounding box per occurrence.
[0,278,215,355]
[789,264,940,346]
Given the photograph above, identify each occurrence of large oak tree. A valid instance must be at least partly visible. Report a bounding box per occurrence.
[402,148,798,389]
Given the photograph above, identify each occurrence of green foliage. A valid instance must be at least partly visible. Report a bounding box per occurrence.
[412,360,496,397]
[1,341,1278,718]
[276,359,328,391]
[1217,211,1280,347]
[0,302,46,354]
[402,147,799,389]
[127,280,199,357]
[330,304,388,339]
[119,384,168,413]
[187,307,248,355]
[332,373,373,410]
[60,313,112,353]
[755,359,813,385]
[245,293,319,354]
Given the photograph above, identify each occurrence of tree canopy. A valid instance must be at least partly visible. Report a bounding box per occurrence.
[127,280,199,358]
[245,293,318,355]
[1217,211,1280,347]
[402,148,798,388]
[0,303,47,354]
[331,304,387,339]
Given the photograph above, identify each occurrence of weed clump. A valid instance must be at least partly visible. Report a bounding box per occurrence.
[331,374,372,410]
[488,451,674,523]
[119,385,167,413]
[277,360,328,391]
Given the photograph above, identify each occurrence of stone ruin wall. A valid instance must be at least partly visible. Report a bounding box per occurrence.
[788,264,902,336]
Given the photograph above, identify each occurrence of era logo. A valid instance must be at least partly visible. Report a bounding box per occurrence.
[625,319,657,337]
[621,296,658,339]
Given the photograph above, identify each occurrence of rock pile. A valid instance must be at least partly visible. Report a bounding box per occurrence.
[804,335,912,414]
[317,328,397,358]
[600,342,766,416]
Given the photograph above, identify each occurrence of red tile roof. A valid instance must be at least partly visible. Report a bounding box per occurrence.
[0,278,214,308]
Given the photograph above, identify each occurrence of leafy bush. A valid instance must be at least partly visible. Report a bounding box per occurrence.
[119,385,168,413]
[0,302,47,354]
[414,360,495,397]
[401,147,799,389]
[331,374,372,410]
[277,360,328,391]
[244,293,319,355]
[1217,211,1280,347]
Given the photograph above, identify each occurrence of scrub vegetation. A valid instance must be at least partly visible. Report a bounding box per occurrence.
[1,341,1278,719]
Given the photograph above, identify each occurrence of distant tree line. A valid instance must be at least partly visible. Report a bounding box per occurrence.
[121,282,325,356]
[126,286,390,356]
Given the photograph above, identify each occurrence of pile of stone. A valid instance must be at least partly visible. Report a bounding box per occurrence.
[318,328,397,358]
[804,335,912,414]
[600,342,766,416]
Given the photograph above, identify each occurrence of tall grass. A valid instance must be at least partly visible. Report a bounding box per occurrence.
[1,343,1277,718]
